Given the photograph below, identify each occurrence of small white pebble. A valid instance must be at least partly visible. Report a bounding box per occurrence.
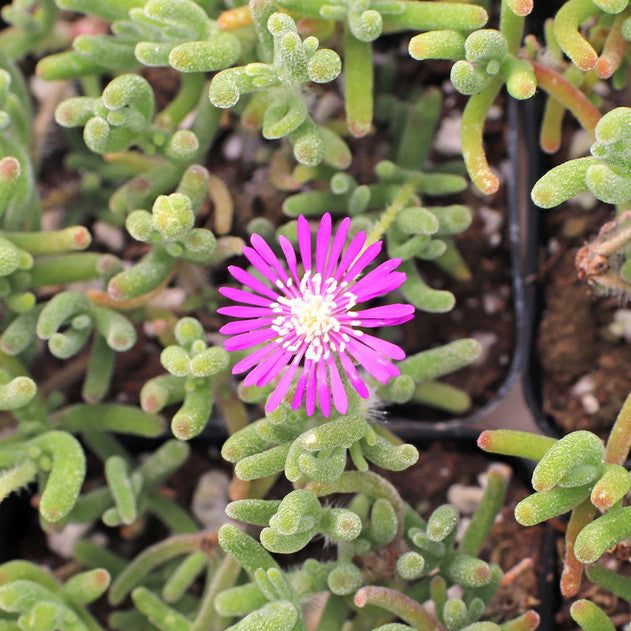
[456,516,471,542]
[482,294,502,315]
[192,470,232,530]
[447,483,485,514]
[581,394,600,415]
[93,221,124,251]
[477,206,503,236]
[569,129,593,159]
[573,191,598,210]
[571,374,596,397]
[47,522,91,558]
[41,208,63,231]
[148,288,186,309]
[548,238,560,254]
[611,309,631,342]
[434,116,463,156]
[441,79,456,95]
[447,585,463,600]
[487,105,502,121]
[222,134,244,161]
[471,332,497,364]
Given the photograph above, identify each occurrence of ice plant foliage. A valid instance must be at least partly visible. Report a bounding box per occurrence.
[219,213,414,416]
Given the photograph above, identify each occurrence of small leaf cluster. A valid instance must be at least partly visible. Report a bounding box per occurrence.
[0,560,110,631]
[55,73,199,160]
[479,416,631,631]
[222,389,419,492]
[37,0,240,80]
[275,0,488,44]
[64,435,196,532]
[0,0,57,60]
[0,375,175,526]
[411,28,535,100]
[2,289,136,402]
[479,430,627,558]
[532,107,631,207]
[0,56,39,232]
[0,225,104,314]
[107,164,222,301]
[141,316,229,440]
[550,0,631,78]
[210,11,346,167]
[271,0,487,137]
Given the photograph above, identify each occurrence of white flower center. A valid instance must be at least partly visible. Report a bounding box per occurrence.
[271,272,354,361]
[291,289,338,342]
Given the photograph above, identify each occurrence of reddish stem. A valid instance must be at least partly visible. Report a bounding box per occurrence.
[528,59,601,136]
[605,391,631,465]
[596,9,631,79]
[561,498,597,597]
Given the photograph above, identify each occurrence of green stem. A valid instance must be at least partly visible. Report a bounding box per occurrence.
[605,391,631,465]
[0,227,90,255]
[354,586,444,631]
[0,459,37,503]
[500,0,525,54]
[216,381,249,436]
[156,73,206,130]
[461,77,503,195]
[109,532,216,605]
[343,27,373,138]
[28,253,102,287]
[191,556,241,631]
[365,181,416,247]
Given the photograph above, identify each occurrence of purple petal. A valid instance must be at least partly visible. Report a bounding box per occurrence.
[242,246,287,291]
[265,354,302,413]
[278,235,300,285]
[220,318,275,335]
[326,354,348,414]
[350,304,415,327]
[297,215,312,272]
[345,338,400,383]
[315,213,331,276]
[349,330,406,360]
[349,260,404,300]
[292,360,312,410]
[324,217,350,279]
[316,358,330,418]
[224,327,278,351]
[340,241,382,283]
[219,286,272,307]
[305,359,317,416]
[233,342,279,374]
[218,305,275,318]
[354,272,407,302]
[251,233,290,284]
[338,351,370,398]
[228,266,279,301]
[333,231,366,281]
[243,346,292,387]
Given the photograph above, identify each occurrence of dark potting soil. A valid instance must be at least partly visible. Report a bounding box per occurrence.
[536,204,631,438]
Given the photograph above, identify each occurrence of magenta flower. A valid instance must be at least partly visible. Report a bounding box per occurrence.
[218,213,414,417]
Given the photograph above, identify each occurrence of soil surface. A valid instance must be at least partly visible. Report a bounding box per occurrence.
[536,204,631,438]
